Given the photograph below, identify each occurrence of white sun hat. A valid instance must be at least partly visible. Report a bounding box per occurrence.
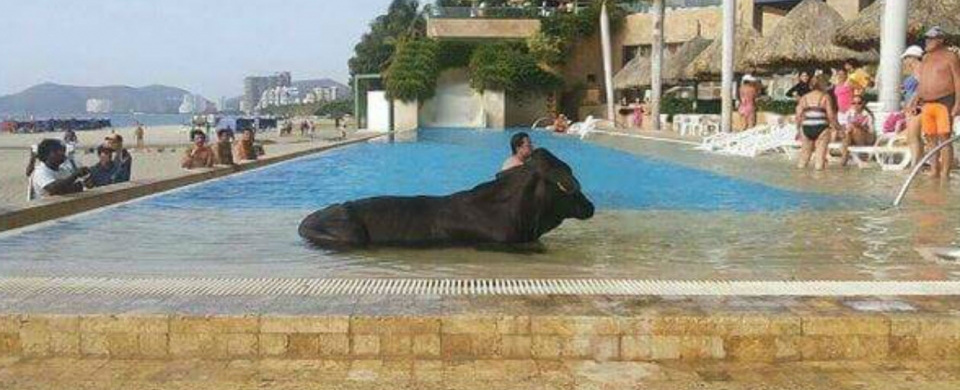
[902,45,924,59]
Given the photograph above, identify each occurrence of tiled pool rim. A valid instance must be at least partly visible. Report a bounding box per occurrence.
[2,277,960,297]
[2,296,960,362]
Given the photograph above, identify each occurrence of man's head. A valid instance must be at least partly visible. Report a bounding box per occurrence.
[241,128,255,141]
[510,132,533,159]
[191,130,207,146]
[36,139,66,167]
[96,145,114,166]
[217,128,233,142]
[105,133,123,150]
[799,71,810,83]
[925,26,946,51]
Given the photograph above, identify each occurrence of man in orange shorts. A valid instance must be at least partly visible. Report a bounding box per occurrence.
[918,26,960,178]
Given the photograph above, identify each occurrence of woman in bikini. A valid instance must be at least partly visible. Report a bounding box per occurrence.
[795,75,841,170]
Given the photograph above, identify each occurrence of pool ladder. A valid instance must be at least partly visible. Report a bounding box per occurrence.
[893,133,960,207]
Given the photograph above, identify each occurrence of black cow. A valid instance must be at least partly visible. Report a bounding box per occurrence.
[298,148,594,249]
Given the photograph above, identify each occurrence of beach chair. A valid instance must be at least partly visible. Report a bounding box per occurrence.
[847,132,912,171]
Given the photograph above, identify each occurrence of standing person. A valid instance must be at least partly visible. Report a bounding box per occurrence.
[29,139,89,199]
[918,26,960,179]
[104,134,132,183]
[785,71,812,99]
[501,132,534,172]
[63,127,78,144]
[795,75,840,171]
[134,123,145,150]
[832,68,855,125]
[182,131,215,169]
[738,75,759,130]
[901,45,925,167]
[632,97,646,129]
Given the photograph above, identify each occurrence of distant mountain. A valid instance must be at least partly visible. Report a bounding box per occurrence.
[0,83,195,116]
[293,78,351,100]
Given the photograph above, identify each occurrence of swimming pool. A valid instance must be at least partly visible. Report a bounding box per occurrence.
[2,128,960,281]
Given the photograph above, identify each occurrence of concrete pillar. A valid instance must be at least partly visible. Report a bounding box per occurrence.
[721,0,736,133]
[392,99,419,132]
[600,2,616,123]
[878,0,907,113]
[650,0,665,131]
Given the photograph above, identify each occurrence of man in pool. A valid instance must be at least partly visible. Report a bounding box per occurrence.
[918,26,960,179]
[501,132,533,172]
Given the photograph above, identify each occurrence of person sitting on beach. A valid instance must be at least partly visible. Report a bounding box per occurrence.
[839,96,875,166]
[83,144,122,188]
[104,134,132,182]
[795,75,841,171]
[213,128,236,166]
[501,132,533,172]
[181,130,215,169]
[29,139,90,199]
[233,128,259,161]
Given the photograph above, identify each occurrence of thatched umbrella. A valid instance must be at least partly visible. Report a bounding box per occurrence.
[687,26,763,79]
[748,0,877,69]
[613,36,712,89]
[833,0,960,51]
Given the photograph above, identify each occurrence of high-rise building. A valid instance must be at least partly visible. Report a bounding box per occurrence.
[242,72,294,114]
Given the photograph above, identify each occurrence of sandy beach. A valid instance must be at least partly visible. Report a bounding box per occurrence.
[0,122,355,211]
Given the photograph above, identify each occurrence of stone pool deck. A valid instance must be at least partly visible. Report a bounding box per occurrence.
[2,293,959,363]
[3,358,959,389]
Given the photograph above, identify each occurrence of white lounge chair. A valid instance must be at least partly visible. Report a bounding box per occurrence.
[847,132,913,171]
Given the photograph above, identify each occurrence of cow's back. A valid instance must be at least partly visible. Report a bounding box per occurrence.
[348,196,450,245]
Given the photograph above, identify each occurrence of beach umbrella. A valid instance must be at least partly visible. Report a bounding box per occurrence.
[687,26,764,79]
[833,0,960,51]
[613,36,713,89]
[748,0,877,70]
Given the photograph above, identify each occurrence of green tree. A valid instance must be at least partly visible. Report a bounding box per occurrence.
[348,0,425,77]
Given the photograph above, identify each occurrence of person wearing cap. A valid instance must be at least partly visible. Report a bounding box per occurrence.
[83,144,121,188]
[738,75,759,130]
[917,26,960,178]
[104,133,132,182]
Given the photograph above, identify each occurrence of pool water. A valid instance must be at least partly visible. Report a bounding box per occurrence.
[2,128,960,281]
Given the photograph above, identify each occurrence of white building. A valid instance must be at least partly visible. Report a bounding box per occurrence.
[86,99,113,114]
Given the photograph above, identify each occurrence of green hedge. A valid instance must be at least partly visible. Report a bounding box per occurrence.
[660,97,722,116]
[469,42,563,96]
[385,39,440,102]
[757,98,797,116]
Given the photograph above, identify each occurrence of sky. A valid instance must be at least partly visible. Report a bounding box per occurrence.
[0,0,395,99]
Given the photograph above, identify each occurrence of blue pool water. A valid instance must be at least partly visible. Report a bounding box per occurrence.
[148,128,845,212]
[8,127,924,281]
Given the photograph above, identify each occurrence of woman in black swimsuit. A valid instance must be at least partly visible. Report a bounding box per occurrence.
[795,75,841,170]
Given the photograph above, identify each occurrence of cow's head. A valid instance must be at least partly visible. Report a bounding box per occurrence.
[525,148,595,224]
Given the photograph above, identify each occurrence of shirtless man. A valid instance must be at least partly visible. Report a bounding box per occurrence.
[917,26,960,178]
[501,132,533,172]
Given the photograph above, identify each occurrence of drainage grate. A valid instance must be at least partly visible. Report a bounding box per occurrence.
[0,277,959,297]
